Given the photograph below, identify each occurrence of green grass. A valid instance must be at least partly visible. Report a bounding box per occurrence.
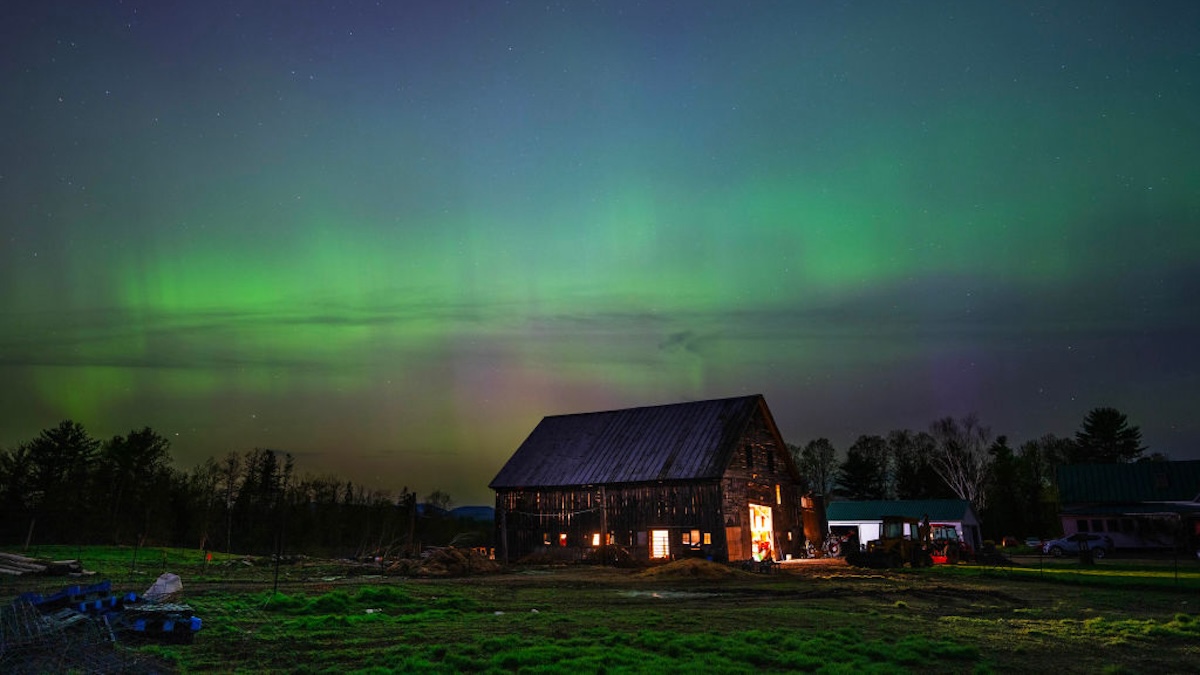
[933,556,1200,591]
[6,544,249,581]
[5,550,1200,673]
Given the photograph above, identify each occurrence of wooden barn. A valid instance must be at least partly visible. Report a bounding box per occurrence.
[489,395,816,563]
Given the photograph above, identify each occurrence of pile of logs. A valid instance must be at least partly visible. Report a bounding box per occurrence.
[0,552,88,577]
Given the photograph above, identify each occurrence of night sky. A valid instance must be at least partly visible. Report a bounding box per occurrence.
[3,2,1198,505]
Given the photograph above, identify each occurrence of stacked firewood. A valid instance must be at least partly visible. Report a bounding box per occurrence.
[0,552,87,577]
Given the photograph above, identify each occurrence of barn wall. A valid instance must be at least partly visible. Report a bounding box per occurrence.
[720,407,805,561]
[495,481,727,562]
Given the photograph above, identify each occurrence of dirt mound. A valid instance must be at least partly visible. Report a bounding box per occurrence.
[637,558,742,580]
[386,547,500,577]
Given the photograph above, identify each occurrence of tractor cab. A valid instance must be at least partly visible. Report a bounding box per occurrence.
[850,515,933,568]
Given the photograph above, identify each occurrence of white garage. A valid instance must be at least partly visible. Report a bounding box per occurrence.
[825,499,982,552]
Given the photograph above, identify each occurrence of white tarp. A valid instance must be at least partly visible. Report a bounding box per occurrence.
[144,572,183,602]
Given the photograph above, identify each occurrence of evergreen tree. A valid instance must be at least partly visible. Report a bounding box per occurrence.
[1073,407,1145,463]
[981,436,1021,540]
[100,427,173,543]
[1016,434,1073,538]
[836,435,889,500]
[26,421,101,543]
[889,429,951,500]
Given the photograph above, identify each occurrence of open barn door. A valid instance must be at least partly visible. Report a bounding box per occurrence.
[749,504,775,561]
[650,529,670,559]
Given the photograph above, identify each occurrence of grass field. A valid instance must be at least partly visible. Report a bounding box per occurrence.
[4,547,1199,673]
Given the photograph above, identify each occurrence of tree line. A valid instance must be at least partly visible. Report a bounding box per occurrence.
[1,406,1151,552]
[0,421,476,557]
[790,406,1152,541]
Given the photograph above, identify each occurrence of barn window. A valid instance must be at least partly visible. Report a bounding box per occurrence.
[682,531,692,545]
[775,484,781,505]
[691,529,701,546]
[651,530,670,559]
[543,533,550,546]
[703,532,712,545]
[559,533,568,547]
[591,533,601,546]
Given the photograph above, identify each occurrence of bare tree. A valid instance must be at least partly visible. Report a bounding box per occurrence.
[928,414,993,513]
[219,451,243,553]
[188,458,221,551]
[791,439,838,497]
[425,489,453,513]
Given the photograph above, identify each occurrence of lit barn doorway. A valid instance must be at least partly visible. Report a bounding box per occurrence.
[651,529,670,559]
[749,504,775,561]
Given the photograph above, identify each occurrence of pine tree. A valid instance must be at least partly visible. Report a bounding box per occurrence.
[1073,407,1145,463]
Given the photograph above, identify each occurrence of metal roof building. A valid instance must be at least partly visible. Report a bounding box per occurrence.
[490,395,818,563]
[490,395,766,488]
[1058,461,1200,504]
[825,499,982,550]
[1056,461,1200,551]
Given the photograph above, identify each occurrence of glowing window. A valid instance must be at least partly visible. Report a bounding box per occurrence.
[703,532,712,545]
[591,533,600,546]
[559,533,568,547]
[775,484,781,505]
[651,530,670,559]
[682,531,692,545]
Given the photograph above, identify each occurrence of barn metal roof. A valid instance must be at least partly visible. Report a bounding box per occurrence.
[489,395,774,489]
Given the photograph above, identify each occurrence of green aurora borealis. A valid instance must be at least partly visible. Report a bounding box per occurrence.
[2,2,1199,503]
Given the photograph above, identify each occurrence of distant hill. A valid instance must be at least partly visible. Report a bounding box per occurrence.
[450,506,495,522]
[415,504,494,521]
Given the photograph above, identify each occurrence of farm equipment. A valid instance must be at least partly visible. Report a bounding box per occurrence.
[804,532,851,558]
[846,516,933,568]
[928,524,972,564]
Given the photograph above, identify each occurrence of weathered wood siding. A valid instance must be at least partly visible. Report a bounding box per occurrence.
[720,407,805,561]
[495,481,727,562]
[490,395,812,564]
